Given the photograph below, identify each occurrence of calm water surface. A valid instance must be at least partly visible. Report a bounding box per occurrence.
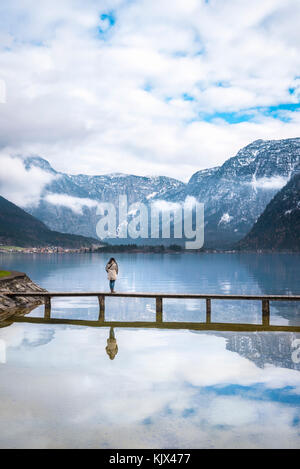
[0,252,300,448]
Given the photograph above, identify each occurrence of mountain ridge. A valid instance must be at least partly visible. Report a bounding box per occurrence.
[5,137,300,248]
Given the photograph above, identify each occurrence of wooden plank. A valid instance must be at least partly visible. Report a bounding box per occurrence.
[206,298,211,323]
[98,295,105,321]
[3,291,300,301]
[262,299,270,326]
[156,297,163,322]
[44,296,51,319]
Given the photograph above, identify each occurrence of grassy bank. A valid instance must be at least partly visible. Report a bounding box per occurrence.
[0,270,11,278]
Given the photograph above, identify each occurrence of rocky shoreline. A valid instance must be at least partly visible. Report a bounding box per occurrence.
[0,271,47,320]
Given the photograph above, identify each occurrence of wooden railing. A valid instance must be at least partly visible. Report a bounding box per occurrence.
[4,291,300,327]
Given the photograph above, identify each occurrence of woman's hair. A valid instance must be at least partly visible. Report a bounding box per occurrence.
[108,257,116,264]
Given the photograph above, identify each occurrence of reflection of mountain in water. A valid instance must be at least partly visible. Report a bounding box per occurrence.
[222,331,300,370]
[239,253,299,295]
[239,253,300,325]
[191,329,300,370]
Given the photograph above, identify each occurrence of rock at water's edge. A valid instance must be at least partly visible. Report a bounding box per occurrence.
[0,271,47,320]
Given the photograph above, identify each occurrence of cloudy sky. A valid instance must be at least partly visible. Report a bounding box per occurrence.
[0,0,300,181]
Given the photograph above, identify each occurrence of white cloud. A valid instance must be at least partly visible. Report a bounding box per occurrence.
[251,175,290,191]
[151,200,182,212]
[44,193,100,214]
[0,154,56,206]
[0,0,299,181]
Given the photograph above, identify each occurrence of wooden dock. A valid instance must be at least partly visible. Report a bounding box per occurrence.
[4,291,300,327]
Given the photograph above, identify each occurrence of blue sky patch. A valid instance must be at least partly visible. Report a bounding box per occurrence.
[98,11,116,35]
[143,83,153,92]
[100,12,116,27]
[204,384,300,406]
[199,103,300,124]
[201,111,252,124]
[182,93,195,101]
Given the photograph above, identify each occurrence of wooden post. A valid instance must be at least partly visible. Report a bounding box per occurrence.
[156,297,163,323]
[262,299,270,326]
[206,298,211,323]
[98,295,105,321]
[44,296,51,319]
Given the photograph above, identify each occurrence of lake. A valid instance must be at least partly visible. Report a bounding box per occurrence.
[0,252,300,448]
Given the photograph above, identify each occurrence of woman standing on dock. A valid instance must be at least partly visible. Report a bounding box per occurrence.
[105,258,118,293]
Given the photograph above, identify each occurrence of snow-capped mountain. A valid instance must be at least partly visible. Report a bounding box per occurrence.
[184,138,300,247]
[23,157,186,239]
[20,137,300,247]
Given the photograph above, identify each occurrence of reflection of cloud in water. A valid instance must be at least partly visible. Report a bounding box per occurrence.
[0,325,300,448]
[220,281,232,294]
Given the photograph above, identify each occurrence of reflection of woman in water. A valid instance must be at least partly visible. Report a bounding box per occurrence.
[106,327,118,360]
[105,258,118,293]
